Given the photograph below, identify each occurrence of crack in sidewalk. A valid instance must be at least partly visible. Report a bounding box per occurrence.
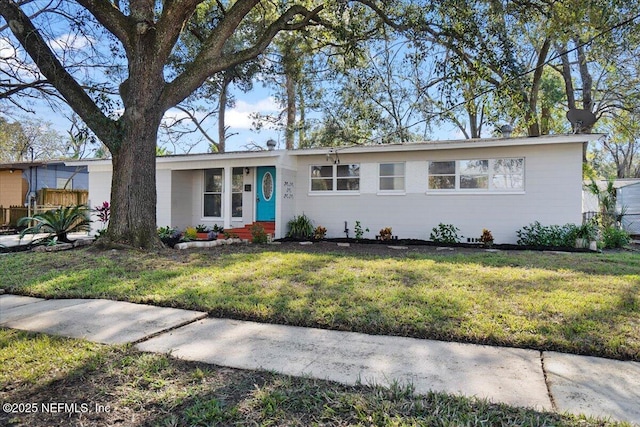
[131,312,209,345]
[540,351,558,412]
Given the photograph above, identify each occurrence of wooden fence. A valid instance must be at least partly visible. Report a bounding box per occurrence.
[37,189,88,206]
[1,190,88,227]
[1,205,29,227]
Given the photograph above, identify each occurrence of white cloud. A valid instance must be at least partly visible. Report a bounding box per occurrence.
[226,97,281,129]
[0,38,17,58]
[48,33,94,52]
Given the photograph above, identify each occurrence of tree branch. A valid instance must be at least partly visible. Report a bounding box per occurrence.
[0,0,118,145]
[161,3,323,110]
[75,0,132,51]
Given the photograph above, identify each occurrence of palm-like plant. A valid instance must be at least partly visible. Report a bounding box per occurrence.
[18,205,91,244]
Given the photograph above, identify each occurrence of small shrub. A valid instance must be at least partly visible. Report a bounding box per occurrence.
[313,225,327,240]
[516,221,578,247]
[18,205,91,244]
[250,224,268,244]
[157,226,181,247]
[354,221,369,240]
[480,229,494,245]
[223,231,239,239]
[286,214,313,239]
[575,221,598,241]
[379,227,393,241]
[430,223,460,244]
[184,227,197,241]
[195,224,209,233]
[93,201,110,233]
[602,226,630,248]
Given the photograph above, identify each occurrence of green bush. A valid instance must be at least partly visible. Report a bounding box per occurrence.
[286,214,313,239]
[18,205,91,244]
[250,224,269,244]
[157,226,181,247]
[430,223,460,244]
[602,227,630,248]
[516,221,578,247]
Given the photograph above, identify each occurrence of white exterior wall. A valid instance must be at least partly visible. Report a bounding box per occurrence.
[157,169,172,228]
[86,168,112,235]
[170,170,195,229]
[78,136,590,243]
[293,143,584,244]
[279,168,297,238]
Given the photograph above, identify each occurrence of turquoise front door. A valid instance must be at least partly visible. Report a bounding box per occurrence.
[256,166,276,221]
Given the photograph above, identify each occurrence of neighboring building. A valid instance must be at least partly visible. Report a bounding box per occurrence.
[72,134,601,244]
[0,161,88,225]
[583,178,640,236]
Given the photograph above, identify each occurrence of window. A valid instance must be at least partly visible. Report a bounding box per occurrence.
[311,166,333,191]
[56,177,72,190]
[310,164,360,192]
[428,161,455,190]
[379,162,405,191]
[204,169,223,217]
[232,167,243,218]
[492,158,524,190]
[428,158,524,192]
[459,160,489,189]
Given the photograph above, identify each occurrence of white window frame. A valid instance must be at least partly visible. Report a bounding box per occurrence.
[231,167,243,220]
[378,162,406,194]
[427,158,525,193]
[203,168,223,218]
[309,164,360,194]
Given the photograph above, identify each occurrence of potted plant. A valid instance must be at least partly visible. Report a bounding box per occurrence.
[195,224,210,240]
[211,224,225,239]
[574,221,597,249]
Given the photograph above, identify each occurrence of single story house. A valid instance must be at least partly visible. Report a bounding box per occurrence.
[72,134,601,244]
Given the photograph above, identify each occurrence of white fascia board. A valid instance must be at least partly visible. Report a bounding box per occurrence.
[290,134,604,156]
[65,150,287,171]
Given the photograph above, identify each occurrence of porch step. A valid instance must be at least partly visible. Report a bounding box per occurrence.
[228,222,275,242]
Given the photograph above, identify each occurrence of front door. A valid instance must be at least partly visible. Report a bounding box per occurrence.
[256,166,276,221]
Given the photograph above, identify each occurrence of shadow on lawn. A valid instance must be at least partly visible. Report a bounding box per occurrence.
[1,331,577,427]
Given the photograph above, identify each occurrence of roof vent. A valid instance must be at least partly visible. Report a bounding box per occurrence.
[266,139,277,151]
[500,124,513,138]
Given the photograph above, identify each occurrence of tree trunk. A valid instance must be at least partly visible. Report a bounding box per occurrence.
[217,74,232,153]
[105,31,164,249]
[108,111,162,249]
[285,71,296,150]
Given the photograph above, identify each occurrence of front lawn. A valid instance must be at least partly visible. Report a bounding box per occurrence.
[1,243,638,360]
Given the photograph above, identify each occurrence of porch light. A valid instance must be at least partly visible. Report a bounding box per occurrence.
[244,167,250,175]
[9,168,14,173]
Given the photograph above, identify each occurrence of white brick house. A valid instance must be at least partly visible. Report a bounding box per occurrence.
[71,134,601,244]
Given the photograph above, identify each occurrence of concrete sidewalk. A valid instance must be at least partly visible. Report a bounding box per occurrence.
[1,294,639,425]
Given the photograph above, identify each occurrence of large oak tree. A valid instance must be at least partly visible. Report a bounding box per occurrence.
[0,0,392,248]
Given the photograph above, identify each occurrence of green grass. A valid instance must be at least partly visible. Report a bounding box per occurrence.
[0,329,629,426]
[1,245,639,360]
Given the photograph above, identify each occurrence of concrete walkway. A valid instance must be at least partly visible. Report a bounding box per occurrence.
[1,294,639,425]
